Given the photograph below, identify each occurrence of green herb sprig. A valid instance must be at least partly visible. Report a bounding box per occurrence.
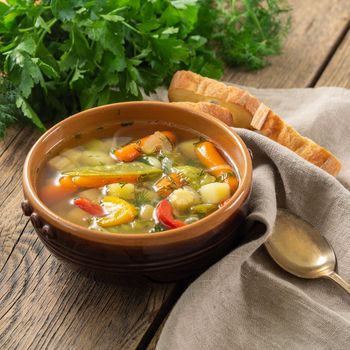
[199,0,291,69]
[0,0,290,137]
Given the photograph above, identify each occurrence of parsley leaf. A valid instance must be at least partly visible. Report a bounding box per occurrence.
[0,77,20,137]
[198,0,291,70]
[0,0,290,137]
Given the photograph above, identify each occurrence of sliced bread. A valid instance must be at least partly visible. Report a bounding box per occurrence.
[171,101,234,126]
[168,70,341,176]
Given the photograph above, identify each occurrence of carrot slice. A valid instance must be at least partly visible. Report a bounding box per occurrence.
[59,176,78,191]
[159,131,176,144]
[195,141,238,192]
[39,184,76,204]
[114,131,176,162]
[40,175,79,203]
[68,175,139,188]
[225,176,239,192]
[154,173,186,197]
[114,143,142,162]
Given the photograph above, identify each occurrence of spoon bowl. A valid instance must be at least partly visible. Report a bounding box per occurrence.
[265,209,350,295]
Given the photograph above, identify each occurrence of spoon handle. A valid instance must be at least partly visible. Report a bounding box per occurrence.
[326,272,350,295]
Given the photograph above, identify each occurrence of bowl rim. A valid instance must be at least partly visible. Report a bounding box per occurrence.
[23,101,252,247]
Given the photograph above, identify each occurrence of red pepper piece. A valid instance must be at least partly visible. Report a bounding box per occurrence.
[156,199,185,229]
[74,197,105,216]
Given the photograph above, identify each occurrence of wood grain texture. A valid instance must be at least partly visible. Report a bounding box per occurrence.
[145,317,167,350]
[0,125,178,350]
[0,225,174,350]
[0,127,40,269]
[223,0,350,88]
[316,28,350,88]
[0,126,24,157]
[1,2,350,350]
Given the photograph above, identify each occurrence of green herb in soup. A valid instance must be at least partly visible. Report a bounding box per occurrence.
[39,130,239,233]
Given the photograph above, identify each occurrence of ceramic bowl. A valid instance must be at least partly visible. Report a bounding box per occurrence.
[22,101,252,282]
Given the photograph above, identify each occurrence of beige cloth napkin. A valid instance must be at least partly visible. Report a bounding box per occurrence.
[153,87,350,350]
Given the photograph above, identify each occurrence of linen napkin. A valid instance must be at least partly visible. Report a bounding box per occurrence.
[153,86,350,350]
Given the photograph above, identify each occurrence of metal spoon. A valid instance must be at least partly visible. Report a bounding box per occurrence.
[265,209,350,295]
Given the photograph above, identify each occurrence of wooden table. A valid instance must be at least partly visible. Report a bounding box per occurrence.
[1,1,349,349]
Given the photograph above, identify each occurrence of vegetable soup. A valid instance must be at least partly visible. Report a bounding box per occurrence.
[39,128,239,233]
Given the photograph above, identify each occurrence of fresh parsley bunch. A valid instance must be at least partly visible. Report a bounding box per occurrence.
[199,0,291,69]
[0,0,290,137]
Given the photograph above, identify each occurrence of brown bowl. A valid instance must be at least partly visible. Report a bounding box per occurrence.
[22,101,252,282]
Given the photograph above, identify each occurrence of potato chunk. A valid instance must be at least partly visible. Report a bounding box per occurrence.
[47,155,75,172]
[80,150,115,166]
[78,189,101,202]
[83,139,111,152]
[107,183,135,200]
[67,207,89,225]
[177,139,198,159]
[139,204,155,220]
[199,182,230,204]
[168,187,200,213]
[60,149,82,163]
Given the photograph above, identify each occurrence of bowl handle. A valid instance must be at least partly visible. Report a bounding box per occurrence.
[21,200,56,239]
[21,199,33,216]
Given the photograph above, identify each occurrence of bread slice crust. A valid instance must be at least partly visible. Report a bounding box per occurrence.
[168,70,341,176]
[259,112,341,176]
[171,101,234,126]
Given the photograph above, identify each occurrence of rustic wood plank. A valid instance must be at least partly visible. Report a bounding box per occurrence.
[1,2,349,350]
[0,127,40,269]
[0,123,180,350]
[223,0,350,88]
[135,279,190,350]
[0,125,24,157]
[0,224,174,350]
[316,28,350,88]
[145,317,167,350]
